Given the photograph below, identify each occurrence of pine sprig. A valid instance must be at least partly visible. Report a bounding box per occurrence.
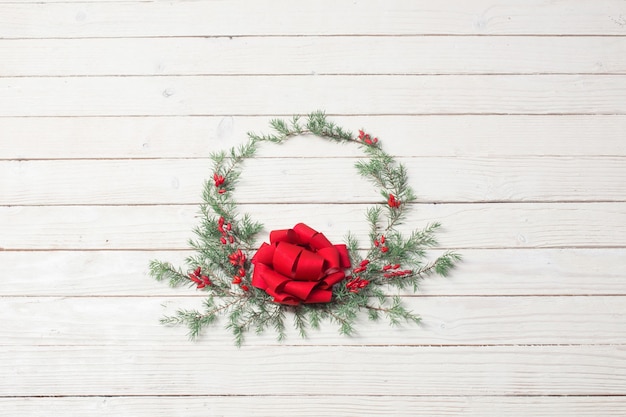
[149,260,187,287]
[149,111,460,346]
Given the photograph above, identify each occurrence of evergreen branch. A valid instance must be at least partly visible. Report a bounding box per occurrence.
[326,308,355,336]
[149,111,459,345]
[293,308,309,339]
[149,260,188,287]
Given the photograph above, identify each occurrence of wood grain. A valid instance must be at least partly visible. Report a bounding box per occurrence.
[2,75,626,116]
[3,0,626,415]
[3,396,626,417]
[3,157,625,205]
[2,345,624,396]
[1,203,624,250]
[2,249,624,296]
[1,0,625,37]
[2,36,625,76]
[1,296,624,346]
[2,115,626,159]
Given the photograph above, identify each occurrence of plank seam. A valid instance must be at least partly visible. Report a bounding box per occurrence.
[2,393,626,398]
[3,34,626,40]
[3,72,626,77]
[4,113,626,118]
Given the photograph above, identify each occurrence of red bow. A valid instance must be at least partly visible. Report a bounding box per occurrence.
[251,223,351,305]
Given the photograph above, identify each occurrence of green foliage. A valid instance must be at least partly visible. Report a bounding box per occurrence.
[149,111,460,346]
[149,260,187,287]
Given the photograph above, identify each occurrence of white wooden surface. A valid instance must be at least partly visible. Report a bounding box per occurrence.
[1,1,626,415]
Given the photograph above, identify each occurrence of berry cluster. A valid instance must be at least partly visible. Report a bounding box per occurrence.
[373,234,389,253]
[213,172,226,194]
[228,248,249,291]
[346,259,371,293]
[188,266,211,289]
[387,194,401,208]
[217,216,235,245]
[346,276,370,293]
[357,129,379,146]
[382,263,412,278]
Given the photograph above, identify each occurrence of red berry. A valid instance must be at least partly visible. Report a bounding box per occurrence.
[213,173,225,187]
[387,194,401,208]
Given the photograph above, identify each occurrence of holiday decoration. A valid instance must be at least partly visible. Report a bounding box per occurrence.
[251,223,352,305]
[149,111,460,346]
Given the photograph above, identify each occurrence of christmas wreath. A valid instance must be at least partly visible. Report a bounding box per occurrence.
[149,111,460,346]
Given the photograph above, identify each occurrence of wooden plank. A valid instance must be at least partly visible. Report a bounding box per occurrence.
[2,1,623,414]
[2,115,625,159]
[1,203,624,250]
[2,395,626,417]
[1,1,625,37]
[1,296,625,346]
[2,36,626,76]
[2,75,626,116]
[2,345,624,396]
[2,248,624,297]
[3,157,626,205]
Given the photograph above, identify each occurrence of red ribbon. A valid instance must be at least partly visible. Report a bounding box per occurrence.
[251,223,351,305]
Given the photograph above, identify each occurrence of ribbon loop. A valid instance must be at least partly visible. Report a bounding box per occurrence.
[252,223,351,305]
[271,242,302,278]
[270,228,298,244]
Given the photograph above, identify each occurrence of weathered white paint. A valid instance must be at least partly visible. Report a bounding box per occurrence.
[3,396,626,417]
[1,0,625,37]
[2,0,625,415]
[2,115,626,159]
[1,295,625,346]
[2,75,626,116]
[2,249,625,296]
[2,345,625,395]
[2,203,625,249]
[3,157,626,204]
[2,36,626,76]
